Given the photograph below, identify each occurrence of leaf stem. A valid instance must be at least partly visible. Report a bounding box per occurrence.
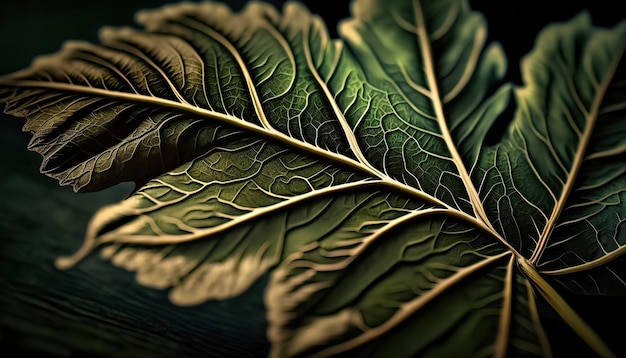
[518,257,616,357]
[494,255,515,358]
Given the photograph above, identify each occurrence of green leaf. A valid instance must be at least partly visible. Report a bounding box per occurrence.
[0,0,624,356]
[474,13,626,293]
[267,221,546,357]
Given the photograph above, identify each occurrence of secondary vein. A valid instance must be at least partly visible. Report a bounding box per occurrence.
[412,0,499,237]
[529,46,624,265]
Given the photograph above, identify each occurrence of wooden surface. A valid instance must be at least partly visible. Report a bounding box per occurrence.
[0,3,273,356]
[0,119,270,357]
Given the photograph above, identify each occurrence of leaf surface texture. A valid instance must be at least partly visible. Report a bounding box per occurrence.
[0,0,625,356]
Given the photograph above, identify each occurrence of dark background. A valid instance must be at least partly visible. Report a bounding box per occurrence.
[0,0,623,357]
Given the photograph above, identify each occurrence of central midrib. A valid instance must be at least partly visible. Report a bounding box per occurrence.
[411,0,503,244]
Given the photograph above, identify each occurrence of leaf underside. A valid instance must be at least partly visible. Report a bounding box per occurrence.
[0,0,625,356]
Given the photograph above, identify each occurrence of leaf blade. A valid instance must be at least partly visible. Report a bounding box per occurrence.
[474,14,626,288]
[266,214,548,357]
[1,0,625,356]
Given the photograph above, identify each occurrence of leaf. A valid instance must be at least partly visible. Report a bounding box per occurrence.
[475,13,626,293]
[266,222,540,357]
[0,0,624,357]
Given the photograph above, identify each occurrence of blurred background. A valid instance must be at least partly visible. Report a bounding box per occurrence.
[0,0,623,357]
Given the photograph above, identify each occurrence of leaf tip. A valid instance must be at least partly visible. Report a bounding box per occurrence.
[54,256,79,271]
[97,26,135,44]
[484,42,508,82]
[134,1,196,27]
